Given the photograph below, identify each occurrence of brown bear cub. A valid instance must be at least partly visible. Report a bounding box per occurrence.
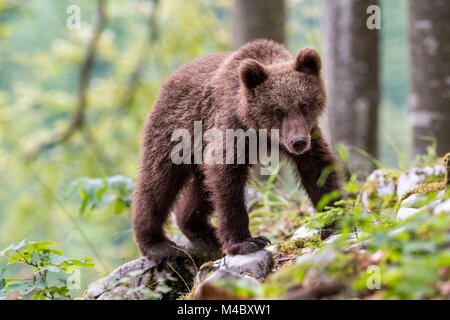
[132,39,341,264]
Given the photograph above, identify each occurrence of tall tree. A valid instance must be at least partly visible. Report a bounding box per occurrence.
[232,0,286,182]
[323,0,380,174]
[409,0,450,157]
[232,0,285,49]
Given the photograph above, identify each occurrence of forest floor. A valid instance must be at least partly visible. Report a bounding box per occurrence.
[81,153,450,300]
[1,154,449,300]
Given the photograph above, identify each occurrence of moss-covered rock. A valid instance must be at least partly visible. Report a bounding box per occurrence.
[291,225,320,240]
[360,158,447,211]
[444,152,450,187]
[400,182,445,201]
[277,235,321,255]
[83,244,222,300]
[361,169,401,210]
[83,255,199,300]
[398,188,447,219]
[191,269,261,300]
[260,248,365,299]
[397,164,445,200]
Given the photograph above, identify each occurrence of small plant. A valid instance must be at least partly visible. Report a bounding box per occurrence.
[414,136,438,167]
[0,240,93,300]
[64,175,134,214]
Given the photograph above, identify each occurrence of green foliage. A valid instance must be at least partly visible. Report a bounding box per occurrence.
[218,162,450,300]
[248,163,309,240]
[414,137,438,167]
[360,169,401,210]
[0,240,93,300]
[366,211,450,299]
[303,199,350,230]
[64,175,134,214]
[247,205,448,300]
[336,143,349,165]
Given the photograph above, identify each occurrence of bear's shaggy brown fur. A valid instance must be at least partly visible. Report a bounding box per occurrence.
[132,40,341,263]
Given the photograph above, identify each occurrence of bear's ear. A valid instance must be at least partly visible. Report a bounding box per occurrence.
[294,47,322,75]
[239,59,268,89]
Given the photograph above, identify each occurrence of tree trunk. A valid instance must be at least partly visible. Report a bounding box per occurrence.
[323,0,380,175]
[232,0,285,49]
[232,0,286,182]
[408,0,450,157]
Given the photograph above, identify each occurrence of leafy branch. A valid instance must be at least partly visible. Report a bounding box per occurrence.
[117,0,160,113]
[0,240,93,300]
[24,0,107,163]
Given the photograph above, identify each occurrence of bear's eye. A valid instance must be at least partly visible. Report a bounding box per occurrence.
[274,108,283,119]
[300,102,309,113]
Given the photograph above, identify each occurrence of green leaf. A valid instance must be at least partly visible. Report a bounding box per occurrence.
[5,280,35,295]
[64,176,134,214]
[0,239,28,257]
[38,265,63,273]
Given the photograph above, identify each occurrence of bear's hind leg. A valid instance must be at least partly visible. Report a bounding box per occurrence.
[132,158,189,264]
[175,172,220,251]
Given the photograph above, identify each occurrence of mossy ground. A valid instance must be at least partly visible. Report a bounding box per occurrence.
[186,154,450,300]
[361,169,401,210]
[276,235,321,255]
[87,154,450,300]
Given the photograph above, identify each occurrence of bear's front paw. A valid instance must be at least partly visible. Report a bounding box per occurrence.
[142,240,181,265]
[224,236,271,255]
[320,221,338,240]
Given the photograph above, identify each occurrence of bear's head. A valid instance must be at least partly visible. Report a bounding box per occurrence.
[239,47,326,155]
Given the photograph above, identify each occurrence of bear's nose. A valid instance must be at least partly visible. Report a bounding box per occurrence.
[291,137,308,152]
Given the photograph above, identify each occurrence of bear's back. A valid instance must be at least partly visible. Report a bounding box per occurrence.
[157,52,230,106]
[150,40,293,126]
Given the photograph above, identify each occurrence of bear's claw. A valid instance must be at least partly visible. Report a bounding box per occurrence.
[142,240,181,266]
[225,236,271,255]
